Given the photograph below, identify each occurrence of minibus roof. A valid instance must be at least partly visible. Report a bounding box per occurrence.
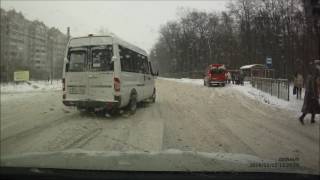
[69,34,147,56]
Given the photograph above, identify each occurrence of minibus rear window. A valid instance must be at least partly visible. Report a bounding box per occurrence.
[69,51,86,72]
[91,45,113,71]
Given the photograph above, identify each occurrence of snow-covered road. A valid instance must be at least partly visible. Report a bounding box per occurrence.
[1,78,319,173]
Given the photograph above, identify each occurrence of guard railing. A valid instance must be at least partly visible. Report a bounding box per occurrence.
[251,77,290,101]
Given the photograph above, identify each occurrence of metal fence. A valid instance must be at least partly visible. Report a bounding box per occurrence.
[251,77,290,101]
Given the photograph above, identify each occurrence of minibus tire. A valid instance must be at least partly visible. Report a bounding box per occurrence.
[110,108,120,116]
[128,95,137,114]
[151,88,156,103]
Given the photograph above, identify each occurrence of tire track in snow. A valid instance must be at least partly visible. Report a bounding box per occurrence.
[62,128,103,150]
[1,113,79,143]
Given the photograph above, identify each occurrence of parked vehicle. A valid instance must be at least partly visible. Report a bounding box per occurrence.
[62,34,158,115]
[204,64,227,87]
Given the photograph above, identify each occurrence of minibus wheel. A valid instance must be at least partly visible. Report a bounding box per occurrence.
[151,88,156,103]
[110,108,120,116]
[128,95,137,114]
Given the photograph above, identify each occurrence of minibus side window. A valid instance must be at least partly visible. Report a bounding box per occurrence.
[119,46,133,72]
[143,56,150,74]
[134,54,140,73]
[119,45,148,74]
[132,53,138,73]
[136,56,144,73]
[128,50,135,72]
[68,51,86,72]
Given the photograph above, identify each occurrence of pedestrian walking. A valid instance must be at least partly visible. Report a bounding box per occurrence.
[231,73,235,84]
[226,72,231,84]
[234,73,239,85]
[294,72,304,99]
[239,71,244,86]
[299,63,320,125]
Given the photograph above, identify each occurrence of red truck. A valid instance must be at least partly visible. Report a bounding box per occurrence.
[203,64,227,87]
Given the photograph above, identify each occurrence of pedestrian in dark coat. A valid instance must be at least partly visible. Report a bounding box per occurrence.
[235,73,239,85]
[231,73,235,84]
[299,71,320,124]
[239,71,244,86]
[293,72,304,99]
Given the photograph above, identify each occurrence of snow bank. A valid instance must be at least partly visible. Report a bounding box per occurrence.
[230,82,303,113]
[159,77,303,113]
[1,80,62,93]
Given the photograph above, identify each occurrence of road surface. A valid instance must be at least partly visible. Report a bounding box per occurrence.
[1,79,319,173]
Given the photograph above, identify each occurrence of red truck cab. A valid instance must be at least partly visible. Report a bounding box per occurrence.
[204,64,227,87]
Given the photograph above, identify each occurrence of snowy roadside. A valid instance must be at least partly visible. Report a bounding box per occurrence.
[158,77,304,114]
[0,80,62,94]
[230,82,304,114]
[1,77,304,113]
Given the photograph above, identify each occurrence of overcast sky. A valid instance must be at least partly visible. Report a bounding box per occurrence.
[1,0,230,52]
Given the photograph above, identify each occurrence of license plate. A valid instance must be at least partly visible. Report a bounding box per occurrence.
[68,86,85,94]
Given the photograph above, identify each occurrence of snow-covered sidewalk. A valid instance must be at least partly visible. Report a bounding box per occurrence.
[230,82,304,114]
[0,80,62,93]
[158,77,304,113]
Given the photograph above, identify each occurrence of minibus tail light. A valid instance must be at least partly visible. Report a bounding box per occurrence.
[62,78,65,91]
[114,77,120,92]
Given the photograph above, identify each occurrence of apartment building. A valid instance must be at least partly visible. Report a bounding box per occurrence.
[0,8,68,82]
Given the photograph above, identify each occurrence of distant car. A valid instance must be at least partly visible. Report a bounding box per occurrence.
[204,64,227,87]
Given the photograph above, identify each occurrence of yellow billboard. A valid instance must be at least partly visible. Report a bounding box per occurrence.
[14,71,30,81]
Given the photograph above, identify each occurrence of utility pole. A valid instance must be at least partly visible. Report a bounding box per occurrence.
[50,39,53,85]
[6,17,10,82]
[67,27,70,40]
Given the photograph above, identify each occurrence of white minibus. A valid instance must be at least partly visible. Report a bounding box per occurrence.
[62,34,158,115]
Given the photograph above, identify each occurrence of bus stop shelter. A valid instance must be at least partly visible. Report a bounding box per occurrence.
[240,64,274,81]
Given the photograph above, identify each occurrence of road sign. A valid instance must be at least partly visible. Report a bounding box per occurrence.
[14,71,29,81]
[266,57,272,68]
